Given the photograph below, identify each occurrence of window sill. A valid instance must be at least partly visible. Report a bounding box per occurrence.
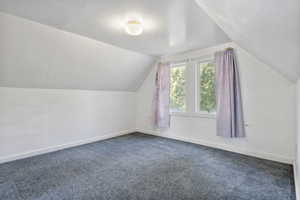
[170,112,216,119]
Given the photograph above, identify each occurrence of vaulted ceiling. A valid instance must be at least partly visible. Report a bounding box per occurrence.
[0,13,154,91]
[0,0,299,92]
[0,0,230,56]
[195,0,300,81]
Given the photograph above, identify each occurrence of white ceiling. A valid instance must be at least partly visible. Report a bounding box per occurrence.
[0,0,230,56]
[0,13,154,91]
[0,0,298,90]
[195,0,300,81]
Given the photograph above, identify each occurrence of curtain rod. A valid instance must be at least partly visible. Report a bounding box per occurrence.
[160,47,234,65]
[160,55,214,65]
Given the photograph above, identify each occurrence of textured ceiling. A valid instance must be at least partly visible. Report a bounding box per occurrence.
[0,0,230,56]
[195,0,300,82]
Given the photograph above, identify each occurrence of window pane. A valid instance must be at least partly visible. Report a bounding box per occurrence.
[170,65,186,112]
[199,62,216,113]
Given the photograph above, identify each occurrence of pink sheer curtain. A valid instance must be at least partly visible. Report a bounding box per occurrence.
[154,62,170,129]
[215,48,245,138]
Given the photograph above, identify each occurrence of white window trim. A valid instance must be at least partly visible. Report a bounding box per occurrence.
[195,60,216,114]
[170,111,216,119]
[169,56,216,118]
[185,61,196,113]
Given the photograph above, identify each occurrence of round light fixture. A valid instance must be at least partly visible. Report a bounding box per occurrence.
[125,19,143,36]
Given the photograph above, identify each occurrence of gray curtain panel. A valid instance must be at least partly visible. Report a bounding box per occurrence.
[215,48,245,138]
[154,62,170,129]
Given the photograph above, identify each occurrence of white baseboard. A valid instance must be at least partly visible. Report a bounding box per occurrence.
[137,128,293,164]
[294,162,300,200]
[0,129,134,164]
[1,128,293,165]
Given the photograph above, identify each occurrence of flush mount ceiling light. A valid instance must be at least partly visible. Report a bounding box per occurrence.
[124,19,143,36]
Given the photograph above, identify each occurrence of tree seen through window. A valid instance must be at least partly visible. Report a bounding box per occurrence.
[170,65,186,112]
[199,62,216,113]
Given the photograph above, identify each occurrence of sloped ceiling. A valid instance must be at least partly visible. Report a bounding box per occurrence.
[1,0,297,91]
[0,0,230,56]
[0,13,154,91]
[195,0,300,82]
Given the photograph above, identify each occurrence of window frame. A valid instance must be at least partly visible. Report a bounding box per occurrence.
[169,57,216,119]
[196,60,217,115]
[169,62,188,113]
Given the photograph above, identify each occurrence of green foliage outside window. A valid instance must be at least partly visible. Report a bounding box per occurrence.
[170,66,186,112]
[199,63,216,112]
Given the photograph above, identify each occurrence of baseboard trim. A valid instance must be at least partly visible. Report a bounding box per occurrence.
[137,128,293,164]
[294,162,300,200]
[0,129,134,164]
[1,128,293,166]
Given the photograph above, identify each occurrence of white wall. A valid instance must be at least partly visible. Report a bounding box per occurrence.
[0,87,136,163]
[295,79,300,198]
[136,42,296,164]
[0,12,143,164]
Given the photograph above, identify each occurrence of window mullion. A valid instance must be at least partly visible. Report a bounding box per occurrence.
[195,62,200,112]
[185,61,196,113]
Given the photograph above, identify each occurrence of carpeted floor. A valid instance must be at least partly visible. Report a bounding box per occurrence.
[0,133,295,200]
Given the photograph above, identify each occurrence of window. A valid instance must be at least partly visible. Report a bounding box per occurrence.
[169,58,216,117]
[170,64,186,112]
[198,62,216,113]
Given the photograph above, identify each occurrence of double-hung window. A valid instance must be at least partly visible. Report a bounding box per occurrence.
[169,58,216,117]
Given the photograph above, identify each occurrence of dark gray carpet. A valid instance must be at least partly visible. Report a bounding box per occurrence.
[0,133,295,200]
